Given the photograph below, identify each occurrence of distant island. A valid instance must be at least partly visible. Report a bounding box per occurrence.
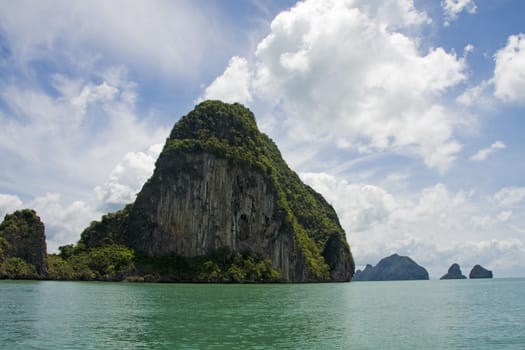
[1,101,354,283]
[469,265,493,279]
[440,263,467,279]
[352,254,429,281]
[351,257,494,281]
[440,263,493,280]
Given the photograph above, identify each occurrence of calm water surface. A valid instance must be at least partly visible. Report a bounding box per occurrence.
[1,279,524,349]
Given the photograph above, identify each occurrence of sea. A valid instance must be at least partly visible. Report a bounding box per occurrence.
[1,278,524,349]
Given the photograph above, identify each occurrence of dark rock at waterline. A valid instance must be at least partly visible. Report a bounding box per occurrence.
[469,264,493,279]
[440,263,467,280]
[352,254,429,281]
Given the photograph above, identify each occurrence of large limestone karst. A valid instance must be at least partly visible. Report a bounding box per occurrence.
[83,100,355,282]
[0,209,47,278]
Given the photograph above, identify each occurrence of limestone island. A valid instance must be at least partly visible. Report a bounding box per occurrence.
[352,254,429,281]
[469,264,493,279]
[440,263,467,280]
[1,101,355,283]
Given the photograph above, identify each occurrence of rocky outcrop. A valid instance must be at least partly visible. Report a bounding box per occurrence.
[0,209,47,277]
[352,264,373,281]
[84,101,354,282]
[469,264,493,279]
[440,263,467,280]
[352,254,429,281]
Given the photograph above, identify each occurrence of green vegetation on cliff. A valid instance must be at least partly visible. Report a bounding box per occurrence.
[69,201,281,282]
[78,204,132,249]
[50,238,280,282]
[134,248,281,283]
[47,244,135,281]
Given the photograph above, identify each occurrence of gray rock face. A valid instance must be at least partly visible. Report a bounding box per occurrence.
[469,264,493,279]
[0,209,47,275]
[127,153,303,280]
[440,263,467,280]
[352,254,429,281]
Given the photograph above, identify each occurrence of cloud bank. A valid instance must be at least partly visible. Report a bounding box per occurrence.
[0,0,226,79]
[202,0,468,172]
[301,172,525,278]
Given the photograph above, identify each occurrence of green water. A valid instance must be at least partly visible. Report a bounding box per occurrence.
[1,279,524,349]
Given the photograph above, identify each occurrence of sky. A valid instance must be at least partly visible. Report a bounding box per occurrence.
[0,0,524,278]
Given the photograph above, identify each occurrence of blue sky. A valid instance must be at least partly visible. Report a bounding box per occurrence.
[1,0,524,278]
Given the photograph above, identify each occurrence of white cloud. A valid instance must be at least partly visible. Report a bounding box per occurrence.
[463,44,474,55]
[472,210,512,230]
[494,33,525,103]
[94,144,162,209]
[460,33,525,107]
[0,140,164,252]
[0,192,100,252]
[27,193,97,252]
[300,172,396,233]
[0,64,171,252]
[71,81,120,114]
[470,141,506,161]
[200,57,253,104]
[494,187,525,207]
[441,0,477,26]
[0,194,24,219]
[456,79,493,107]
[497,210,513,222]
[0,0,228,79]
[202,0,468,172]
[352,0,430,28]
[0,68,169,197]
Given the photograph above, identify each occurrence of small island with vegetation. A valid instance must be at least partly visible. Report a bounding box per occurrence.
[351,254,429,281]
[1,101,355,283]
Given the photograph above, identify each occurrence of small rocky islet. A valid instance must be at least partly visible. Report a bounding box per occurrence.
[440,263,493,280]
[440,263,467,280]
[469,264,493,279]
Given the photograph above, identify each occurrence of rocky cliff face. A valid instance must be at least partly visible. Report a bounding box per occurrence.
[352,254,428,281]
[440,263,467,280]
[127,152,303,279]
[0,209,47,276]
[121,101,354,282]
